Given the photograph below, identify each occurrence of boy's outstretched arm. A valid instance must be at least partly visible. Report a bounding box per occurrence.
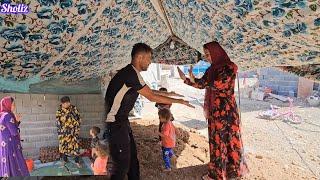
[138,85,195,108]
[152,90,184,97]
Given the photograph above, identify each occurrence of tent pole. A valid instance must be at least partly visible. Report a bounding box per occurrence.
[237,73,242,121]
[150,0,175,36]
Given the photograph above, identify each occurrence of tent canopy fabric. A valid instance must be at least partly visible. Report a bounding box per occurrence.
[279,64,320,82]
[0,0,319,92]
[152,36,201,65]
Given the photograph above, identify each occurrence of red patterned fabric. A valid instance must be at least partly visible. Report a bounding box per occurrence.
[184,42,248,179]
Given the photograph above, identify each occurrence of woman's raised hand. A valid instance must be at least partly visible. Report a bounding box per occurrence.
[188,65,195,83]
[177,67,186,81]
[15,113,22,122]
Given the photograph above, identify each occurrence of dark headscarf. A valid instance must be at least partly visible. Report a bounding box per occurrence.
[203,41,233,83]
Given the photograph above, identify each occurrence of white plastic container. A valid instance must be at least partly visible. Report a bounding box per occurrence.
[307,96,320,106]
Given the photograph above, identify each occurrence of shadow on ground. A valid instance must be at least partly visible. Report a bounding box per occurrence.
[179,117,208,130]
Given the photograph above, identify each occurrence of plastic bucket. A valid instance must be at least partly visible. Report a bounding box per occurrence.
[25,159,34,172]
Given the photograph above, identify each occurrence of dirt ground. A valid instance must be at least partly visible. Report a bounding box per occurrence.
[132,78,320,180]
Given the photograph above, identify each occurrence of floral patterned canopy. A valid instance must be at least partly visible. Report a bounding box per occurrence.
[0,0,319,92]
[152,36,202,65]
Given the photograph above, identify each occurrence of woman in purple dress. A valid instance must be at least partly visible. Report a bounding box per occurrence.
[0,96,29,177]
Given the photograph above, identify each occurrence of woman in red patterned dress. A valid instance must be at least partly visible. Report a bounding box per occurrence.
[177,41,248,180]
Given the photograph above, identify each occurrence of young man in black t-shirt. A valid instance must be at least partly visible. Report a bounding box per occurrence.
[104,43,194,180]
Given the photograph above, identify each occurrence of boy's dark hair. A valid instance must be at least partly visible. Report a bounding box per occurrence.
[90,126,101,135]
[60,96,70,103]
[131,43,152,60]
[159,87,168,92]
[158,108,172,121]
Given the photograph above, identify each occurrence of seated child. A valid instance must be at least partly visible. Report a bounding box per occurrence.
[91,143,108,175]
[157,108,177,171]
[90,126,100,161]
[155,87,174,141]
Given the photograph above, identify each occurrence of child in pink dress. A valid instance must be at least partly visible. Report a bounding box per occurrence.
[91,144,108,175]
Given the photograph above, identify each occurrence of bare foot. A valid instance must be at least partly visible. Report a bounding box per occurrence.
[76,163,82,168]
[61,161,66,167]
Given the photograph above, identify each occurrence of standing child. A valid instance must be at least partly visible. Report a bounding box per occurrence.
[91,143,108,175]
[56,96,81,168]
[90,126,100,162]
[155,87,174,141]
[157,108,177,171]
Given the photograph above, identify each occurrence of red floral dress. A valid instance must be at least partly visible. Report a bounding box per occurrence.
[184,63,248,180]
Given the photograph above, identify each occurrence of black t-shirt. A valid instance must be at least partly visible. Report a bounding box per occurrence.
[105,64,146,122]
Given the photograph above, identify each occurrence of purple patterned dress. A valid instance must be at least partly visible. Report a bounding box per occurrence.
[0,112,29,177]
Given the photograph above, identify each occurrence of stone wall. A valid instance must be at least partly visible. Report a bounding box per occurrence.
[259,68,299,97]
